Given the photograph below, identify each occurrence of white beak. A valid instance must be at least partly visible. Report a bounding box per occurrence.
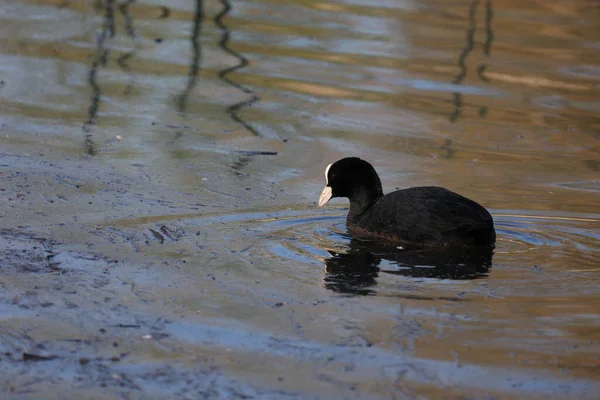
[318,186,333,207]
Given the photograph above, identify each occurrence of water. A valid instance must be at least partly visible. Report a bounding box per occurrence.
[1,0,599,398]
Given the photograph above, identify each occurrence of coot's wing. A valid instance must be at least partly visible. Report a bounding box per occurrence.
[356,187,493,246]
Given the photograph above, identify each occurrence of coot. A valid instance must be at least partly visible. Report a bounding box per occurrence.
[318,157,496,248]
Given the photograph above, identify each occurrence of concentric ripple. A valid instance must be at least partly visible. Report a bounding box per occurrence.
[493,210,600,264]
[125,206,600,295]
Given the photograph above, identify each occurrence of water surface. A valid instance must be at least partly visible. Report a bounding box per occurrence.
[1,0,599,398]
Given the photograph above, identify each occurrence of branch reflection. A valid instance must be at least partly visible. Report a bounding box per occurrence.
[175,0,204,113]
[116,0,139,96]
[84,0,116,154]
[324,239,493,296]
[214,0,264,138]
[450,0,494,123]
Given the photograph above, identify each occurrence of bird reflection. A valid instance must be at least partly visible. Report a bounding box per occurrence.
[324,239,493,295]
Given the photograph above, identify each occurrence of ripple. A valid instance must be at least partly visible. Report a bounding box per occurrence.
[172,207,596,293]
[110,206,600,295]
[494,211,600,260]
[562,65,600,79]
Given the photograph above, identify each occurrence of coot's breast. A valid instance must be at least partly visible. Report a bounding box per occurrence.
[348,186,496,247]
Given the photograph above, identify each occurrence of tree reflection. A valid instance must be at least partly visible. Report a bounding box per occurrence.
[450,0,494,122]
[175,0,204,113]
[214,0,266,138]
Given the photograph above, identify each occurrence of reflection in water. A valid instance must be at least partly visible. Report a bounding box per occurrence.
[450,0,494,122]
[84,0,116,154]
[116,0,139,96]
[324,239,493,295]
[479,0,493,118]
[118,0,136,38]
[480,0,494,75]
[215,0,266,138]
[452,1,477,87]
[103,0,116,38]
[158,5,171,19]
[175,0,204,113]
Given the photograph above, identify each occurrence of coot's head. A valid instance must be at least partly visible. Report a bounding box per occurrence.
[318,157,383,207]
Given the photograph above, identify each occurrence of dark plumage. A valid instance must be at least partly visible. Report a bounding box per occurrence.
[318,157,496,248]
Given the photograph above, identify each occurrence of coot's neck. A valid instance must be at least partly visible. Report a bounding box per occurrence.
[347,185,382,221]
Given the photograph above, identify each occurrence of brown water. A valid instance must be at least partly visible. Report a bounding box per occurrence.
[1,0,599,398]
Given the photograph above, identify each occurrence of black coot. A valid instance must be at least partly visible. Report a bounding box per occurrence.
[318,157,496,248]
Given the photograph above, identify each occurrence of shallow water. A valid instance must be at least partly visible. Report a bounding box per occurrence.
[1,0,599,398]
